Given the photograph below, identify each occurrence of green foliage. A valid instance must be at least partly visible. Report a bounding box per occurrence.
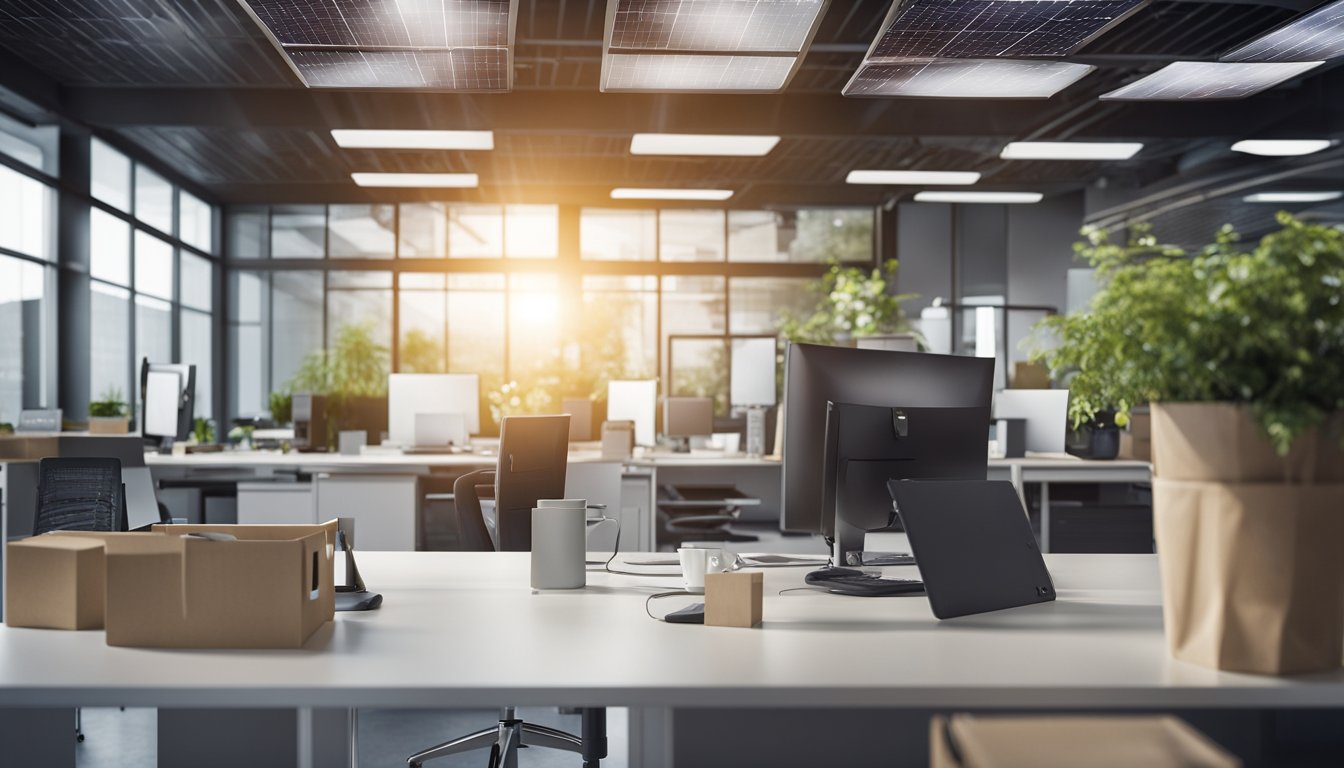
[192,417,215,444]
[89,388,129,418]
[284,322,390,398]
[779,259,920,345]
[1030,214,1344,455]
[400,329,446,374]
[0,422,13,435]
[268,391,292,424]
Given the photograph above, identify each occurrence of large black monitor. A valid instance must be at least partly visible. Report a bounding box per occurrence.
[780,343,993,552]
[139,358,196,450]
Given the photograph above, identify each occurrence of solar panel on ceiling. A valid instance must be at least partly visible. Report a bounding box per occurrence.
[289,48,509,89]
[1099,60,1323,100]
[243,0,511,48]
[842,58,1094,97]
[609,0,826,53]
[871,0,1147,59]
[1223,0,1344,63]
[602,53,796,91]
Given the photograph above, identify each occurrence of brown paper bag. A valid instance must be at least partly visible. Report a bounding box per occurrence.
[1153,479,1344,674]
[1151,403,1344,483]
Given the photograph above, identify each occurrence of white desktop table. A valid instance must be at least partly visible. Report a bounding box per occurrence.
[1,552,1339,766]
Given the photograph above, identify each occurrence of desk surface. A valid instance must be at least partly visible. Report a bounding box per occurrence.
[0,552,1336,710]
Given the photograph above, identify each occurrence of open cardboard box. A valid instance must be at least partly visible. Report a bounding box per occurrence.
[98,521,338,649]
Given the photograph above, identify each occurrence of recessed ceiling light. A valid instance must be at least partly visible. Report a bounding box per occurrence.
[1231,139,1335,157]
[332,129,494,151]
[847,170,981,185]
[630,133,780,157]
[1243,191,1343,203]
[351,173,479,188]
[1099,61,1324,101]
[914,191,1043,204]
[1000,142,1144,160]
[602,53,796,92]
[610,188,734,201]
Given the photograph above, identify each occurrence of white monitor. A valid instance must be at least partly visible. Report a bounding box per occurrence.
[730,337,777,407]
[993,389,1070,454]
[607,379,657,447]
[388,373,480,447]
[143,370,182,439]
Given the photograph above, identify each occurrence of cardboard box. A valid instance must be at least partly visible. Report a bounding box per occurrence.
[929,715,1240,768]
[1118,432,1151,461]
[705,571,762,628]
[103,521,338,649]
[4,536,106,630]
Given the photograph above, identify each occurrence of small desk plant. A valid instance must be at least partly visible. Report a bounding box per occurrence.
[88,388,131,434]
[1031,214,1344,675]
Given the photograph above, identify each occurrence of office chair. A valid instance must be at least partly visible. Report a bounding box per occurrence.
[410,415,608,768]
[34,457,127,744]
[656,484,760,547]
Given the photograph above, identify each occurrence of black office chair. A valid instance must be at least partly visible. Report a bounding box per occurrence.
[34,457,127,744]
[410,415,608,768]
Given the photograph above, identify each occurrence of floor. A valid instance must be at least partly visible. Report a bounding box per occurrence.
[77,707,630,767]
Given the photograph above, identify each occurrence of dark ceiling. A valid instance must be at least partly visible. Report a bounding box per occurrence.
[0,0,1342,234]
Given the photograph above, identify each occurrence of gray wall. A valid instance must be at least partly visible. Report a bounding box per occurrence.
[1006,191,1085,367]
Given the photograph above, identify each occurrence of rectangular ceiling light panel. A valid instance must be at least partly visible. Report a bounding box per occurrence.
[1223,0,1344,63]
[846,170,981,184]
[352,172,479,187]
[1100,61,1323,100]
[331,129,495,150]
[240,0,518,91]
[868,0,1148,59]
[601,0,830,92]
[1000,141,1143,160]
[844,58,1094,98]
[611,188,735,200]
[1231,139,1334,156]
[610,0,827,53]
[1243,191,1342,203]
[914,191,1043,203]
[631,133,781,156]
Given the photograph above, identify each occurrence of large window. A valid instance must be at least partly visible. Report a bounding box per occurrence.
[224,204,873,425]
[0,256,53,424]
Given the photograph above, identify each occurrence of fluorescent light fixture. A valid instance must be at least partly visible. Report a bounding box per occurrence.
[846,170,981,185]
[351,173,479,188]
[1100,61,1324,101]
[630,133,780,157]
[1231,139,1334,157]
[1000,142,1144,161]
[914,191,1043,204]
[611,188,734,201]
[332,129,494,151]
[1223,0,1344,63]
[844,59,1094,98]
[1243,191,1343,203]
[602,53,796,92]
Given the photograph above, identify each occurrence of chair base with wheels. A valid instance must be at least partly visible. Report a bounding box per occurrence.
[408,707,606,768]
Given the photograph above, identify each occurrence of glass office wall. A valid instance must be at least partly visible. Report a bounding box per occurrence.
[86,139,218,421]
[223,204,874,425]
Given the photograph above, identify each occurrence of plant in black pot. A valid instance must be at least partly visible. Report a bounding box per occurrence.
[1065,409,1122,460]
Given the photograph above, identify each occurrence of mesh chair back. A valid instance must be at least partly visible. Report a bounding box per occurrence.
[34,457,125,535]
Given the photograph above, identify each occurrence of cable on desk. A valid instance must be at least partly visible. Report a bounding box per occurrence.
[645,590,697,622]
[586,515,685,578]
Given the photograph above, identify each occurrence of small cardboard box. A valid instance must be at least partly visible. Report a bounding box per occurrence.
[4,536,107,630]
[103,521,338,649]
[705,571,762,628]
[929,715,1240,768]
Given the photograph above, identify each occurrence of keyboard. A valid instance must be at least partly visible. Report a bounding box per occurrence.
[804,567,925,597]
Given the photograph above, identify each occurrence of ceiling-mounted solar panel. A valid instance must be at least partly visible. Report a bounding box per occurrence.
[1099,60,1323,101]
[844,58,1094,98]
[866,0,1148,59]
[238,0,518,91]
[601,0,830,92]
[1223,0,1344,63]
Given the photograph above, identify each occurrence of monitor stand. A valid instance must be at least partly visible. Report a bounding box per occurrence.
[831,518,916,567]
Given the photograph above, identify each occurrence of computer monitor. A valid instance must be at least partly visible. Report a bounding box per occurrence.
[992,389,1069,454]
[139,359,195,450]
[388,373,480,447]
[730,337,777,407]
[780,343,993,549]
[607,379,657,447]
[821,401,989,564]
[664,397,714,452]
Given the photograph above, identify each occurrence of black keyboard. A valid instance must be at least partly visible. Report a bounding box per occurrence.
[804,567,925,597]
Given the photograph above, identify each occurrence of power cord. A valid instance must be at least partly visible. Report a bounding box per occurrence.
[645,590,698,621]
[584,515,685,579]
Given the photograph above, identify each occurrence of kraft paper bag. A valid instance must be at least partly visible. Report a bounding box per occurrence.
[1153,480,1344,675]
[1151,403,1344,483]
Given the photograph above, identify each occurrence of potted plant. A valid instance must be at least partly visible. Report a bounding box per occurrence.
[269,391,293,425]
[284,322,390,448]
[1032,214,1344,674]
[89,388,131,434]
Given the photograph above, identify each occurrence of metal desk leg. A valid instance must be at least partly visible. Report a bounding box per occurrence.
[1040,481,1051,554]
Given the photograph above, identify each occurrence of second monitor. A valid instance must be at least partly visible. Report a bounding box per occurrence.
[388,373,481,449]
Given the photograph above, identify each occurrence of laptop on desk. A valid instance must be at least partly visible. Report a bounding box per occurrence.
[401,413,470,455]
[887,479,1055,620]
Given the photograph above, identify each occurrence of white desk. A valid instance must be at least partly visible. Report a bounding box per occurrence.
[2,552,1340,766]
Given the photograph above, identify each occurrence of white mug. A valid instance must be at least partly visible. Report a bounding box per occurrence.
[678,547,729,594]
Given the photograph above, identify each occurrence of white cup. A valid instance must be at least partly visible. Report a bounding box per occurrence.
[678,547,730,594]
[531,499,588,590]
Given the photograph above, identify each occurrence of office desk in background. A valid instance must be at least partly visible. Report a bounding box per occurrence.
[0,552,1339,767]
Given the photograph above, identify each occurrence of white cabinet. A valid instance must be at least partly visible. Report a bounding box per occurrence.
[237,482,314,525]
[313,474,419,551]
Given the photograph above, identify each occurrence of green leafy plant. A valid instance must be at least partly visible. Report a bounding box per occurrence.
[0,422,13,435]
[779,259,920,345]
[1030,214,1344,454]
[192,417,215,445]
[286,322,390,399]
[89,388,129,419]
[268,391,293,424]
